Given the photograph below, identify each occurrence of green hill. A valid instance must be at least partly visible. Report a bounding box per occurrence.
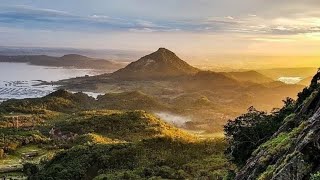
[0,91,233,179]
[27,110,229,180]
[31,137,230,180]
[0,89,96,113]
[97,91,169,111]
[53,110,195,142]
[0,89,169,114]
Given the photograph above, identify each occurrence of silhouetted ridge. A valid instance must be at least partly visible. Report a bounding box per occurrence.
[0,54,124,70]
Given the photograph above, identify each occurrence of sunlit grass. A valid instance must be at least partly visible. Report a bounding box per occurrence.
[185,130,225,139]
[0,145,56,168]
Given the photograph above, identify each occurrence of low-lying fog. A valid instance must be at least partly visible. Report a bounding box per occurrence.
[278,77,303,84]
[154,112,191,128]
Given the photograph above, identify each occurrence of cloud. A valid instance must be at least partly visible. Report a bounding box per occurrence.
[0,5,248,34]
[267,26,320,35]
[1,4,320,36]
[225,16,234,20]
[135,20,159,28]
[129,28,157,33]
[0,5,176,32]
[249,16,320,35]
[252,37,296,42]
[6,5,72,17]
[248,14,257,17]
[2,5,217,34]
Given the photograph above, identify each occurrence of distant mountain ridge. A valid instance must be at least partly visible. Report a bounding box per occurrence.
[0,46,144,62]
[223,70,274,84]
[111,48,199,79]
[258,67,318,80]
[0,54,125,70]
[298,76,313,86]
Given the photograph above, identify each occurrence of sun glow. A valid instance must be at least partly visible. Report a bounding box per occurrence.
[305,32,320,40]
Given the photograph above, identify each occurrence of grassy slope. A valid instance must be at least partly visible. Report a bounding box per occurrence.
[0,91,233,179]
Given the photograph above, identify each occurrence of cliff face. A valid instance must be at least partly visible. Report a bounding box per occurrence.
[236,70,320,180]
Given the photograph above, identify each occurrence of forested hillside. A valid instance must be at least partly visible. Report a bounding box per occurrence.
[0,90,233,179]
[224,70,320,180]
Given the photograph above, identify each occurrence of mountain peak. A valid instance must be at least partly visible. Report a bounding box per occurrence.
[152,48,177,61]
[157,47,172,53]
[111,48,199,80]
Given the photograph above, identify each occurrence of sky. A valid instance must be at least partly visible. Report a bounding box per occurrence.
[0,0,320,57]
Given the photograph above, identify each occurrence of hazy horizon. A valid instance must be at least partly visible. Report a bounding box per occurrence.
[0,46,319,70]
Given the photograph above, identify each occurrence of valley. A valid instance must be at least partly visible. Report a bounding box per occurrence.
[2,0,320,179]
[0,68,319,179]
[0,90,232,179]
[55,48,307,133]
[0,48,318,179]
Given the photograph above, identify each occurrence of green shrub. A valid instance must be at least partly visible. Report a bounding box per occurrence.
[311,172,320,180]
[23,163,39,176]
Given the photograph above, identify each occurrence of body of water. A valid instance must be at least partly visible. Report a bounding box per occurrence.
[278,77,303,84]
[0,62,106,102]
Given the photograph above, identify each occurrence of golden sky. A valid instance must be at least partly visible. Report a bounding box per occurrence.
[0,0,320,67]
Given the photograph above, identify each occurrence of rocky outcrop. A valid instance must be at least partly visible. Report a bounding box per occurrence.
[236,70,320,180]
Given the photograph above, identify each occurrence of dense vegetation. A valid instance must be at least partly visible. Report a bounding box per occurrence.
[30,137,230,179]
[224,70,320,179]
[0,50,318,179]
[224,97,295,166]
[0,90,233,179]
[0,89,171,115]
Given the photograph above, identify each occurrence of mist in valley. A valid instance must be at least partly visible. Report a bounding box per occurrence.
[1,1,320,179]
[154,112,191,128]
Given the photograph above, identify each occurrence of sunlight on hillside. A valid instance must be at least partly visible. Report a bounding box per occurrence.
[0,0,320,179]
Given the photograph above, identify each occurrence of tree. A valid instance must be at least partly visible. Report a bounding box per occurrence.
[297,71,320,106]
[23,163,39,176]
[224,97,296,167]
[272,97,296,119]
[224,107,279,166]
